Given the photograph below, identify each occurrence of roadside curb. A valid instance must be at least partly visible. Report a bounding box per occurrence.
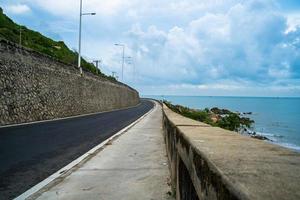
[1,102,142,129]
[15,101,156,200]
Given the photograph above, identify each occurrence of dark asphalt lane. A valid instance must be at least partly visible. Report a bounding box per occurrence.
[0,99,154,199]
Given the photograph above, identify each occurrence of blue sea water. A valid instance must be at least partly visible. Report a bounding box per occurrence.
[144,95,300,151]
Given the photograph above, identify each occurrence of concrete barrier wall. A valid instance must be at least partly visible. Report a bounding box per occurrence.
[0,40,139,126]
[162,104,300,200]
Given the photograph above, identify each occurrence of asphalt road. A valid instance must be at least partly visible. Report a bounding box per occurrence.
[0,99,154,199]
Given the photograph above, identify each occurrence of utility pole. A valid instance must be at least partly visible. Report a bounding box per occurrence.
[78,0,96,75]
[93,60,102,72]
[131,57,137,83]
[114,44,125,81]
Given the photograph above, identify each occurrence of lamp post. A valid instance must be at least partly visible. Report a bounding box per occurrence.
[125,56,132,80]
[125,56,137,84]
[125,56,132,62]
[114,43,125,81]
[78,0,96,75]
[126,56,136,83]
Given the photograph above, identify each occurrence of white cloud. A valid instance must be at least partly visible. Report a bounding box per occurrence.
[16,0,300,96]
[124,0,300,91]
[286,13,300,33]
[268,67,290,78]
[5,4,31,15]
[189,13,230,41]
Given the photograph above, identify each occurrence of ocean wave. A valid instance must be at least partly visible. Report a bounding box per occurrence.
[256,132,284,138]
[274,142,300,152]
[254,132,300,151]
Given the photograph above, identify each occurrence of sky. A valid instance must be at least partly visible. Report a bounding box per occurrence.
[1,0,300,97]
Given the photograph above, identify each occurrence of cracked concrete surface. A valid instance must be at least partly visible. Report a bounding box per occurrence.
[31,101,173,200]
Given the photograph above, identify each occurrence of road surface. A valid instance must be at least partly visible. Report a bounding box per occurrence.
[0,99,154,199]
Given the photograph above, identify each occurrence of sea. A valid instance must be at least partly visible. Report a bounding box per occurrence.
[143,95,300,152]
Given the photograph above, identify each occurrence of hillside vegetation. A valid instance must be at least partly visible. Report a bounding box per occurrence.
[0,8,116,81]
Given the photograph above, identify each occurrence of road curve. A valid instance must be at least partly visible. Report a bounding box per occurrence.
[0,99,154,199]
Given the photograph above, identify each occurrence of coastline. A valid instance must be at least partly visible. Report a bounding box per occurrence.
[145,95,300,152]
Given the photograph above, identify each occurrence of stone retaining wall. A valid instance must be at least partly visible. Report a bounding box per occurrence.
[0,40,139,126]
[162,104,300,200]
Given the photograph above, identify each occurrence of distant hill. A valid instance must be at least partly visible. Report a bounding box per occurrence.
[0,7,115,81]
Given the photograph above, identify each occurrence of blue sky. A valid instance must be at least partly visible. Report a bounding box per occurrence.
[1,0,300,97]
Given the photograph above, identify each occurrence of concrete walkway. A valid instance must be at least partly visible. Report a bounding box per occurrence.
[28,101,173,200]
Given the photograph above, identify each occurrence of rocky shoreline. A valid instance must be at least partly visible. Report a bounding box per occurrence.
[240,128,271,140]
[164,101,271,141]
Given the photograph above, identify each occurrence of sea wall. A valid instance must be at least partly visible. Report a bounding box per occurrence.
[162,104,300,200]
[0,39,139,126]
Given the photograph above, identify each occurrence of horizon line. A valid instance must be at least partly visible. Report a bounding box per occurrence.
[141,94,300,98]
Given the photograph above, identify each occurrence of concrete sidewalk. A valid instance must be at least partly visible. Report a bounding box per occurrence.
[27,101,173,200]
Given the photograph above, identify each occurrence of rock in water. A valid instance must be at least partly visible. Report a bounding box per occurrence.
[251,135,270,141]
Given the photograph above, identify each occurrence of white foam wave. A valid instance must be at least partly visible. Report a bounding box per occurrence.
[274,142,300,152]
[256,132,284,138]
[254,132,300,152]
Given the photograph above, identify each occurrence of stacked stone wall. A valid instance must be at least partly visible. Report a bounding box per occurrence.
[0,40,139,126]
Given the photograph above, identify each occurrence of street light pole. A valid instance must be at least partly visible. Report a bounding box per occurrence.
[125,56,137,84]
[78,0,96,75]
[125,56,136,83]
[78,0,83,75]
[114,44,125,81]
